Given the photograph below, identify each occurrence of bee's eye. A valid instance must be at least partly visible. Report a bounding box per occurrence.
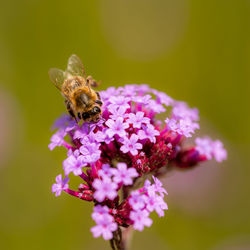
[92,106,101,114]
[82,112,90,120]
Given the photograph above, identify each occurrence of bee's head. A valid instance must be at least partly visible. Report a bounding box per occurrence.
[90,106,101,115]
[81,112,90,120]
[80,106,102,122]
[90,106,102,122]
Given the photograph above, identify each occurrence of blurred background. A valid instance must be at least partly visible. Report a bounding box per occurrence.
[0,0,250,249]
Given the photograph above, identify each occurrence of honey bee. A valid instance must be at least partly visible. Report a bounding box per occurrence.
[49,54,103,123]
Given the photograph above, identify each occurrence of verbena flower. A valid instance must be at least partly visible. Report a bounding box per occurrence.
[91,211,118,240]
[63,149,87,176]
[120,134,143,156]
[49,84,227,244]
[93,177,118,202]
[112,163,139,185]
[126,112,150,129]
[106,117,129,138]
[129,209,153,231]
[51,174,69,197]
[195,137,227,162]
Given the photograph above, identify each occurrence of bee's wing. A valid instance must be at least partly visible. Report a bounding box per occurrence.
[65,54,85,77]
[48,68,65,90]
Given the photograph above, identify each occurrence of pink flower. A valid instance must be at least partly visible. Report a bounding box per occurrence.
[100,87,120,100]
[138,124,160,143]
[112,163,138,185]
[195,137,213,160]
[109,106,127,120]
[165,118,199,138]
[63,150,87,176]
[52,114,76,132]
[91,205,110,222]
[120,134,142,156]
[154,196,168,217]
[105,117,129,138]
[95,128,114,144]
[108,96,131,110]
[212,140,227,162]
[51,174,69,197]
[98,164,114,179]
[93,178,118,202]
[91,214,118,240]
[79,143,101,163]
[150,176,168,197]
[130,210,153,231]
[195,137,227,162]
[144,195,168,217]
[48,130,66,150]
[133,94,151,104]
[146,100,166,113]
[153,90,173,106]
[126,112,150,129]
[172,101,199,121]
[49,83,227,240]
[129,190,147,210]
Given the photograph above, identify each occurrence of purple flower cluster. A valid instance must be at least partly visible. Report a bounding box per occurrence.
[129,177,168,231]
[91,205,118,240]
[49,84,227,243]
[195,137,227,162]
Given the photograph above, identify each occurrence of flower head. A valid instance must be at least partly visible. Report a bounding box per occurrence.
[49,83,227,242]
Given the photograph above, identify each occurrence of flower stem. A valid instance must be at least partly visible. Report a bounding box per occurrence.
[111,226,133,250]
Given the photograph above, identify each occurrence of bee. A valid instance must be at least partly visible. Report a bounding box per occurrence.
[49,54,103,123]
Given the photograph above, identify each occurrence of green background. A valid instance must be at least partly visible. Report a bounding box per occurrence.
[0,0,249,249]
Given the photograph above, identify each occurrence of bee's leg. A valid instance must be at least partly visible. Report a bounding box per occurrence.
[77,113,82,120]
[94,91,103,106]
[65,100,77,122]
[71,112,78,123]
[95,91,101,100]
[86,75,99,88]
[95,100,103,106]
